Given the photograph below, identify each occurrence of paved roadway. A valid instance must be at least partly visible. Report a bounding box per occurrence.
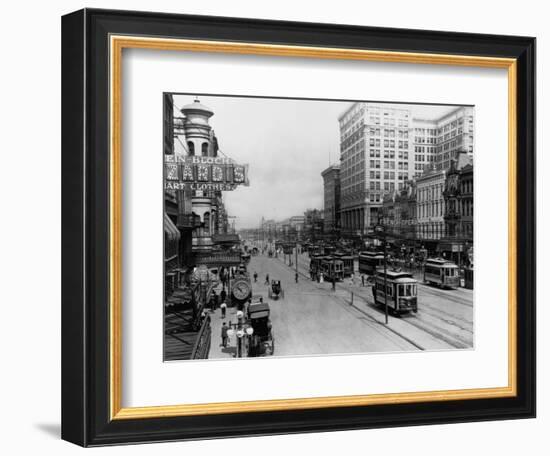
[209,250,474,359]
[293,252,474,350]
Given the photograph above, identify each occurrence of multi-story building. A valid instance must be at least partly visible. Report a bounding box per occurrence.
[338,103,474,239]
[412,119,438,178]
[338,103,414,236]
[321,165,341,235]
[173,98,228,257]
[440,152,474,265]
[415,164,447,249]
[414,106,474,172]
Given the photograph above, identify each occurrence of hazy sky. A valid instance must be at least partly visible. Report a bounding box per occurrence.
[172,94,459,230]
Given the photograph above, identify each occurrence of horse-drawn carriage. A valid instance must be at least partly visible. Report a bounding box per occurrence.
[267,279,284,299]
[246,301,275,357]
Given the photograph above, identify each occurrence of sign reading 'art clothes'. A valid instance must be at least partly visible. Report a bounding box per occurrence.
[164,154,249,191]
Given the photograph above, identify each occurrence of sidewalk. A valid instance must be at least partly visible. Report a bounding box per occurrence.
[207,305,241,359]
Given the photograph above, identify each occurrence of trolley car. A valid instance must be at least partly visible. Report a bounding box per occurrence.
[334,252,354,277]
[372,269,418,315]
[320,257,344,282]
[358,251,385,275]
[309,254,326,279]
[423,258,460,289]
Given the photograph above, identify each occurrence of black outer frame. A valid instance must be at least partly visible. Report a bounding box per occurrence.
[61,8,536,447]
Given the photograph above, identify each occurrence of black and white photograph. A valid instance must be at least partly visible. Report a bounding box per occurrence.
[163,94,475,361]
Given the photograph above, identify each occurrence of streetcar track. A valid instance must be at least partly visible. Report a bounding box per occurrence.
[270,254,472,349]
[334,295,425,351]
[417,303,473,331]
[348,292,471,349]
[418,284,473,307]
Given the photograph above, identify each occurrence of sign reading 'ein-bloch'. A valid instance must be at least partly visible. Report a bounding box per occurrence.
[164,154,249,191]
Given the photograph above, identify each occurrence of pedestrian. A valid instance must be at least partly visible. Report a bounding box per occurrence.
[220,300,227,319]
[211,290,218,311]
[221,322,228,348]
[295,272,299,283]
[265,274,270,285]
[361,274,365,287]
[253,271,258,282]
[220,288,227,304]
[319,272,324,284]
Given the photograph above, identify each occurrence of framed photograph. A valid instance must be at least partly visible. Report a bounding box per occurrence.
[61,8,536,446]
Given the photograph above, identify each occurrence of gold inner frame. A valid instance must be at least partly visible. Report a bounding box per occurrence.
[109,35,518,420]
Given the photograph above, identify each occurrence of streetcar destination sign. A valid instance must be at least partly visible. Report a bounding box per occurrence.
[164,154,249,190]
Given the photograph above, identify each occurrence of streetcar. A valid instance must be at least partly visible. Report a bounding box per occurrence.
[423,258,460,289]
[309,254,326,279]
[333,252,354,277]
[372,269,418,315]
[358,251,385,275]
[320,257,344,282]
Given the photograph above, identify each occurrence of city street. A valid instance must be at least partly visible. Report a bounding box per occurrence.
[208,250,473,360]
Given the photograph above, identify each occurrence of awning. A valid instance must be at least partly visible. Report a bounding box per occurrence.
[164,213,181,241]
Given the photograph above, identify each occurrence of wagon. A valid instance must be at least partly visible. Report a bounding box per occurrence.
[268,279,284,299]
[246,302,275,357]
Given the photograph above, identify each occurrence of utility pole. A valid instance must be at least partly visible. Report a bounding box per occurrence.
[375,216,389,325]
[332,254,336,291]
[383,229,388,325]
[295,241,299,282]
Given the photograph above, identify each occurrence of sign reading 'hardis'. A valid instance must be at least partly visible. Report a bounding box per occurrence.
[164,154,249,190]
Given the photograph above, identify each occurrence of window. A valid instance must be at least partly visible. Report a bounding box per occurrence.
[202,142,209,156]
[187,141,195,156]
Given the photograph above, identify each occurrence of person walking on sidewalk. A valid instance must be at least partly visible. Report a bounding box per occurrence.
[220,300,227,319]
[221,322,228,348]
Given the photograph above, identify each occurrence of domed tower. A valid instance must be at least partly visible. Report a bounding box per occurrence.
[180,98,215,157]
[180,98,219,253]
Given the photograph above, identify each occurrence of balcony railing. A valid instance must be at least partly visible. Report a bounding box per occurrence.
[191,315,211,360]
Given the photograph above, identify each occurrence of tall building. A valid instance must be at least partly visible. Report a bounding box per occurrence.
[414,106,475,172]
[338,103,475,237]
[338,103,414,235]
[176,98,226,255]
[321,165,341,235]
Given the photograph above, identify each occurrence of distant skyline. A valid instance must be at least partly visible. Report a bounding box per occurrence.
[172,95,465,230]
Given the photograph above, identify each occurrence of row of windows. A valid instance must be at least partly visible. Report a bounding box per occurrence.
[368,149,409,159]
[367,128,411,139]
[417,201,445,218]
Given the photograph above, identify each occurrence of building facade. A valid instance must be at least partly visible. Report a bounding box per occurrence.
[440,152,474,264]
[415,164,447,245]
[173,98,230,258]
[414,106,475,172]
[338,103,415,237]
[321,165,341,235]
[380,181,417,241]
[337,103,474,239]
